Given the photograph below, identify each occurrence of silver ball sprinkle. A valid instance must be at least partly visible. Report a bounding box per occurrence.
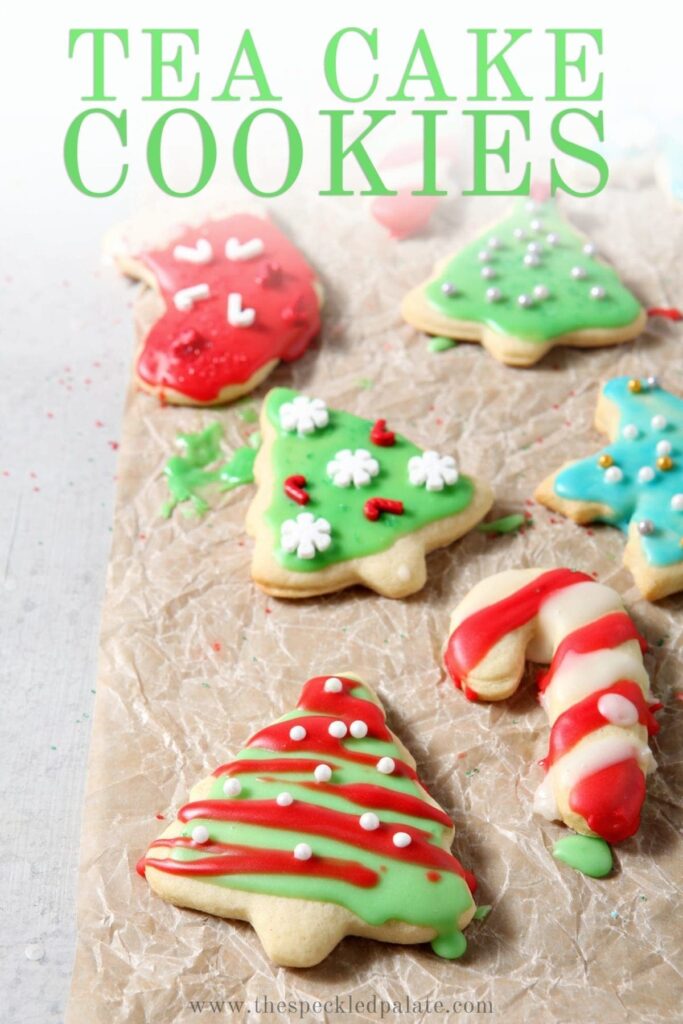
[637,519,655,536]
[485,286,502,302]
[524,253,541,267]
[487,236,501,249]
[546,232,560,246]
[646,375,659,388]
[583,242,596,256]
[530,218,543,231]
[533,284,549,300]
[517,294,534,308]
[441,281,458,296]
[513,228,526,241]
[590,285,606,300]
[571,266,587,279]
[478,250,491,262]
[525,200,538,212]
[481,266,496,279]
[527,241,542,254]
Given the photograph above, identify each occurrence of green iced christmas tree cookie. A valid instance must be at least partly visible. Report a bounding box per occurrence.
[246,389,493,598]
[401,199,645,367]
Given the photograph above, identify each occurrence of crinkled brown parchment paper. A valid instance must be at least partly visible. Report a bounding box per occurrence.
[67,181,683,1024]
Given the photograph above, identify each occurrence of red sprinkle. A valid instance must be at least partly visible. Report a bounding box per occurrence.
[647,307,683,321]
[284,474,309,505]
[370,418,396,447]
[364,497,404,521]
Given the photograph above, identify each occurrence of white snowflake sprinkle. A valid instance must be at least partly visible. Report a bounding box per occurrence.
[281,513,332,560]
[326,448,380,488]
[279,395,329,435]
[408,451,459,491]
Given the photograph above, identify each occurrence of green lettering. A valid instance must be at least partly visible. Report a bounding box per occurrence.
[68,29,128,101]
[388,30,456,101]
[233,109,302,197]
[213,30,281,101]
[411,110,448,195]
[147,109,216,196]
[324,27,378,102]
[319,110,395,196]
[463,110,531,195]
[63,109,128,197]
[550,109,608,196]
[547,29,603,101]
[468,29,532,101]
[143,29,199,101]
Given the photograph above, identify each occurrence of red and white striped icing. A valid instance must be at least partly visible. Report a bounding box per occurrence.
[445,568,660,842]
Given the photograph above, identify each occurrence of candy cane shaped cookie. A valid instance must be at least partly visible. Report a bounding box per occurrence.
[444,568,661,842]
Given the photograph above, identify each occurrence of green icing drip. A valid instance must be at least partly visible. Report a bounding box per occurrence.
[425,200,641,343]
[264,388,474,572]
[161,422,258,518]
[553,834,613,878]
[477,513,527,534]
[168,681,474,958]
[428,336,458,352]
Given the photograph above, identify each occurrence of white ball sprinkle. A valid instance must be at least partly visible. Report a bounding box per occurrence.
[289,725,307,741]
[191,825,209,844]
[546,232,559,246]
[571,266,587,279]
[393,832,412,848]
[480,266,496,279]
[523,253,540,267]
[657,440,672,456]
[350,720,368,739]
[583,242,596,255]
[590,285,606,300]
[671,494,683,512]
[604,466,623,484]
[377,756,396,774]
[487,236,501,249]
[651,414,668,431]
[314,763,332,783]
[533,284,549,300]
[294,843,312,861]
[527,241,542,253]
[359,812,380,831]
[485,287,502,303]
[276,791,294,807]
[517,294,534,308]
[328,720,348,739]
[638,466,655,484]
[478,250,491,262]
[622,423,639,440]
[324,677,343,693]
[222,778,242,797]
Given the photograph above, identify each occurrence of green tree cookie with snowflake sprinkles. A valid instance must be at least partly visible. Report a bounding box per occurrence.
[246,389,493,598]
[536,376,683,600]
[401,199,646,367]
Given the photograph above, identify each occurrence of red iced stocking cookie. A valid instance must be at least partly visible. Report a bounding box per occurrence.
[116,213,322,405]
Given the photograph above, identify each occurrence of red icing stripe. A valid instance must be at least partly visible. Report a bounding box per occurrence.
[246,717,418,775]
[141,841,378,887]
[214,757,332,778]
[445,569,593,685]
[177,799,468,880]
[537,612,648,694]
[543,680,660,769]
[569,758,646,842]
[135,215,320,402]
[296,676,390,737]
[291,781,454,828]
[647,307,683,321]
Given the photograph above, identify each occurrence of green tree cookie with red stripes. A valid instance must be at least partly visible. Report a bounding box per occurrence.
[138,674,477,967]
[246,388,493,598]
